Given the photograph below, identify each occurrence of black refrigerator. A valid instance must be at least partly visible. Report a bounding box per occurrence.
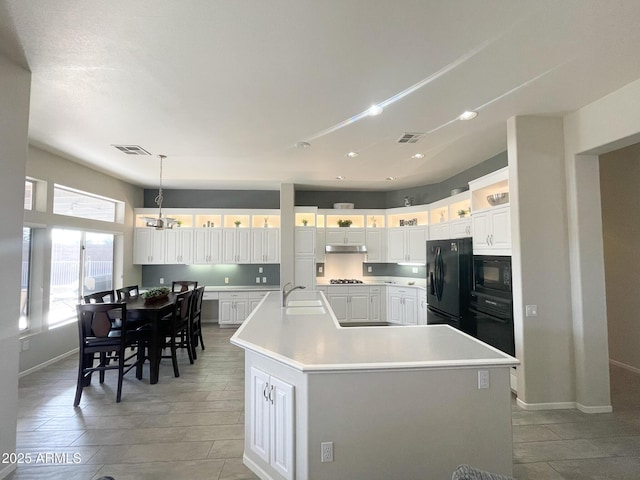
[426,237,474,334]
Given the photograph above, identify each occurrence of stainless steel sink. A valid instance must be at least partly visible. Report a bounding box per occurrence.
[286,300,323,307]
[285,306,326,315]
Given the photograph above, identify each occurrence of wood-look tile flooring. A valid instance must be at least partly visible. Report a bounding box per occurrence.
[8,325,640,479]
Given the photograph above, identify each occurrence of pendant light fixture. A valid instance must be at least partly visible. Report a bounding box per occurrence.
[143,154,177,229]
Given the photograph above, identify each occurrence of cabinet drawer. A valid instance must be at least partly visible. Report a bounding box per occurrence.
[203,291,219,300]
[219,292,249,301]
[348,286,369,294]
[248,291,270,300]
[327,285,349,294]
[369,286,381,293]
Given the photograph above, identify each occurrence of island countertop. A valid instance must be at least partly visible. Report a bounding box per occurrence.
[230,290,519,373]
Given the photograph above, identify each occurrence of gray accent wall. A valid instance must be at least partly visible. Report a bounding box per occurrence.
[363,263,426,279]
[142,264,280,288]
[144,189,280,208]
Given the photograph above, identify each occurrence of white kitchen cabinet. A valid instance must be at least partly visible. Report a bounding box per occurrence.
[325,228,365,246]
[164,228,194,264]
[365,228,385,262]
[387,286,418,325]
[387,226,428,264]
[327,285,383,323]
[294,227,315,256]
[369,286,382,321]
[294,256,316,290]
[249,291,270,311]
[418,291,428,325]
[429,223,450,241]
[327,291,348,321]
[250,367,295,480]
[449,218,472,239]
[223,228,251,264]
[193,228,223,264]
[219,292,250,326]
[133,228,165,264]
[315,228,325,262]
[472,205,511,255]
[251,228,280,264]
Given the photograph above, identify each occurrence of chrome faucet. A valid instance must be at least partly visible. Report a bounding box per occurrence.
[282,282,306,306]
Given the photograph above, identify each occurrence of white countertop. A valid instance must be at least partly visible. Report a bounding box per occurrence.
[231,291,518,373]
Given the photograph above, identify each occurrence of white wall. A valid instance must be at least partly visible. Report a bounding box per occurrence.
[0,55,30,480]
[20,146,143,373]
[562,77,640,411]
[599,143,640,371]
[508,116,576,408]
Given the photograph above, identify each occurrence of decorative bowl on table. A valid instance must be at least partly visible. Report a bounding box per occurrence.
[486,193,509,206]
[142,287,170,304]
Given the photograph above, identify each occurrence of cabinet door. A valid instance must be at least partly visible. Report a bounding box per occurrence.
[294,256,316,290]
[387,293,403,324]
[193,229,210,264]
[490,207,511,250]
[222,229,237,263]
[208,229,223,263]
[450,218,472,239]
[295,227,315,256]
[369,293,381,321]
[406,227,427,263]
[269,376,295,480]
[219,300,234,325]
[325,229,346,245]
[429,223,449,241]
[251,229,265,264]
[345,228,365,245]
[403,294,418,325]
[418,293,428,325]
[328,294,348,321]
[365,229,384,262]
[387,228,406,262]
[133,228,151,264]
[349,293,369,321]
[235,300,249,323]
[264,229,280,263]
[236,229,251,263]
[472,212,490,251]
[250,367,271,463]
[164,229,181,264]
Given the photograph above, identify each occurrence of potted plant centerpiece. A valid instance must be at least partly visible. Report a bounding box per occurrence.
[141,286,170,304]
[337,219,352,227]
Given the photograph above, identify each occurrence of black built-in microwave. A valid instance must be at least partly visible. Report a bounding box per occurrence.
[473,255,512,296]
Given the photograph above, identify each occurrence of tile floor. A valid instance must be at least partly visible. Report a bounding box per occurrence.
[7,325,640,480]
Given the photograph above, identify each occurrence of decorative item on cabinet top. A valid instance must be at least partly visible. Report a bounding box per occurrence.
[399,218,418,226]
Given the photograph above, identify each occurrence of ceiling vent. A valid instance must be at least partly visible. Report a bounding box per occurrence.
[112,145,151,155]
[397,132,425,144]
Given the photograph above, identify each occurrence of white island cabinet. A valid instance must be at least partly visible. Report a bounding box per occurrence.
[231,291,518,480]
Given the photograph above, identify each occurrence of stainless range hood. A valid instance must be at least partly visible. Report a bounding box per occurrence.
[325,245,367,254]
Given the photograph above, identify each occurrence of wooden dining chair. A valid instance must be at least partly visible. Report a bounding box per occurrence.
[116,285,140,301]
[83,290,116,304]
[171,280,198,293]
[189,286,205,359]
[74,303,144,405]
[160,290,194,377]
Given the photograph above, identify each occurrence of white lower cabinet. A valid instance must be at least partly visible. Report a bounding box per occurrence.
[369,286,382,321]
[219,291,270,326]
[418,291,428,325]
[250,367,295,480]
[327,285,370,323]
[387,286,418,325]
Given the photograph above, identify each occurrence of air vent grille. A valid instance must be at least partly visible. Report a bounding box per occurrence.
[397,132,425,144]
[113,145,151,155]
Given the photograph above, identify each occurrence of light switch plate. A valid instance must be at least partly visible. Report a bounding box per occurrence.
[525,305,538,317]
[367,266,372,273]
[258,267,263,273]
[256,277,260,284]
[224,277,229,284]
[478,370,490,389]
[262,277,267,283]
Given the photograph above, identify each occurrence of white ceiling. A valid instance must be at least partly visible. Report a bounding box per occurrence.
[2,0,640,191]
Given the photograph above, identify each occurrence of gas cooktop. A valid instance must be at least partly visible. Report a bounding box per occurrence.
[329,279,364,284]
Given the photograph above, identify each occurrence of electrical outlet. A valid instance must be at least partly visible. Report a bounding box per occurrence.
[525,305,538,317]
[262,277,267,283]
[318,266,323,273]
[256,277,260,284]
[159,278,164,284]
[258,267,263,273]
[321,442,333,462]
[478,370,490,389]
[367,266,372,272]
[22,339,30,351]
[412,267,418,273]
[224,277,229,284]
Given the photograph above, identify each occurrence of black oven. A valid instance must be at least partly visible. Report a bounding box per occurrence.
[470,255,515,356]
[473,255,512,294]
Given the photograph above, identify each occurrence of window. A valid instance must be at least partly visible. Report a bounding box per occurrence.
[53,185,117,223]
[24,180,34,210]
[19,227,32,331]
[48,229,114,328]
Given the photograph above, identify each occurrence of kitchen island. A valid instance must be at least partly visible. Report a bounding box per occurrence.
[231,290,518,480]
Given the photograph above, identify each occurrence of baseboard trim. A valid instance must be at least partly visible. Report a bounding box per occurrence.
[576,403,613,414]
[610,358,640,375]
[19,348,78,378]
[0,462,16,479]
[516,398,576,411]
[243,454,274,480]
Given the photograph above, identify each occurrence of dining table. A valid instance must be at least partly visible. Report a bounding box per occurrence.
[123,292,177,384]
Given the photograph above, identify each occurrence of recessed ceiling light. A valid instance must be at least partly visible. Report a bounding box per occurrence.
[295,141,311,149]
[458,110,478,121]
[346,151,359,158]
[386,176,396,181]
[336,175,346,180]
[367,104,383,116]
[411,153,425,159]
